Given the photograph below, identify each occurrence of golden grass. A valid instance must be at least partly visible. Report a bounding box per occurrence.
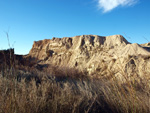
[0,62,150,113]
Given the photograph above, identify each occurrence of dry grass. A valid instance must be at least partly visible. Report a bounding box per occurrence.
[0,62,150,113]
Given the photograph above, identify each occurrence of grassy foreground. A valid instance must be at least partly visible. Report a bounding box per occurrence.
[0,63,150,113]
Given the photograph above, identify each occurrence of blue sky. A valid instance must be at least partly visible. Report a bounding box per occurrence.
[0,0,150,54]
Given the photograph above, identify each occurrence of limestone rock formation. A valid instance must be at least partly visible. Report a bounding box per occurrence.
[28,35,150,80]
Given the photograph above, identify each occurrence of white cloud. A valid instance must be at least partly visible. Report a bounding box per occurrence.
[98,0,138,13]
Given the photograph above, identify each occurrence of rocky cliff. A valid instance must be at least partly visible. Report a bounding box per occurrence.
[29,35,150,80]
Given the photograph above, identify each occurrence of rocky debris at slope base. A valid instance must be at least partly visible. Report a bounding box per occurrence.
[28,34,150,81]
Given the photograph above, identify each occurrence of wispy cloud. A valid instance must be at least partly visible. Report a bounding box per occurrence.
[98,0,138,13]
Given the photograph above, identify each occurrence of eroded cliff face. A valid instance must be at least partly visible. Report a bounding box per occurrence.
[29,35,150,80]
[29,35,126,67]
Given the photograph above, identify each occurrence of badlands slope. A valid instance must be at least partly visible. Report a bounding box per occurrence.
[28,35,150,79]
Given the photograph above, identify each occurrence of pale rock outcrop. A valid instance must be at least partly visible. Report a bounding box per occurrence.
[119,43,150,57]
[29,35,150,80]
